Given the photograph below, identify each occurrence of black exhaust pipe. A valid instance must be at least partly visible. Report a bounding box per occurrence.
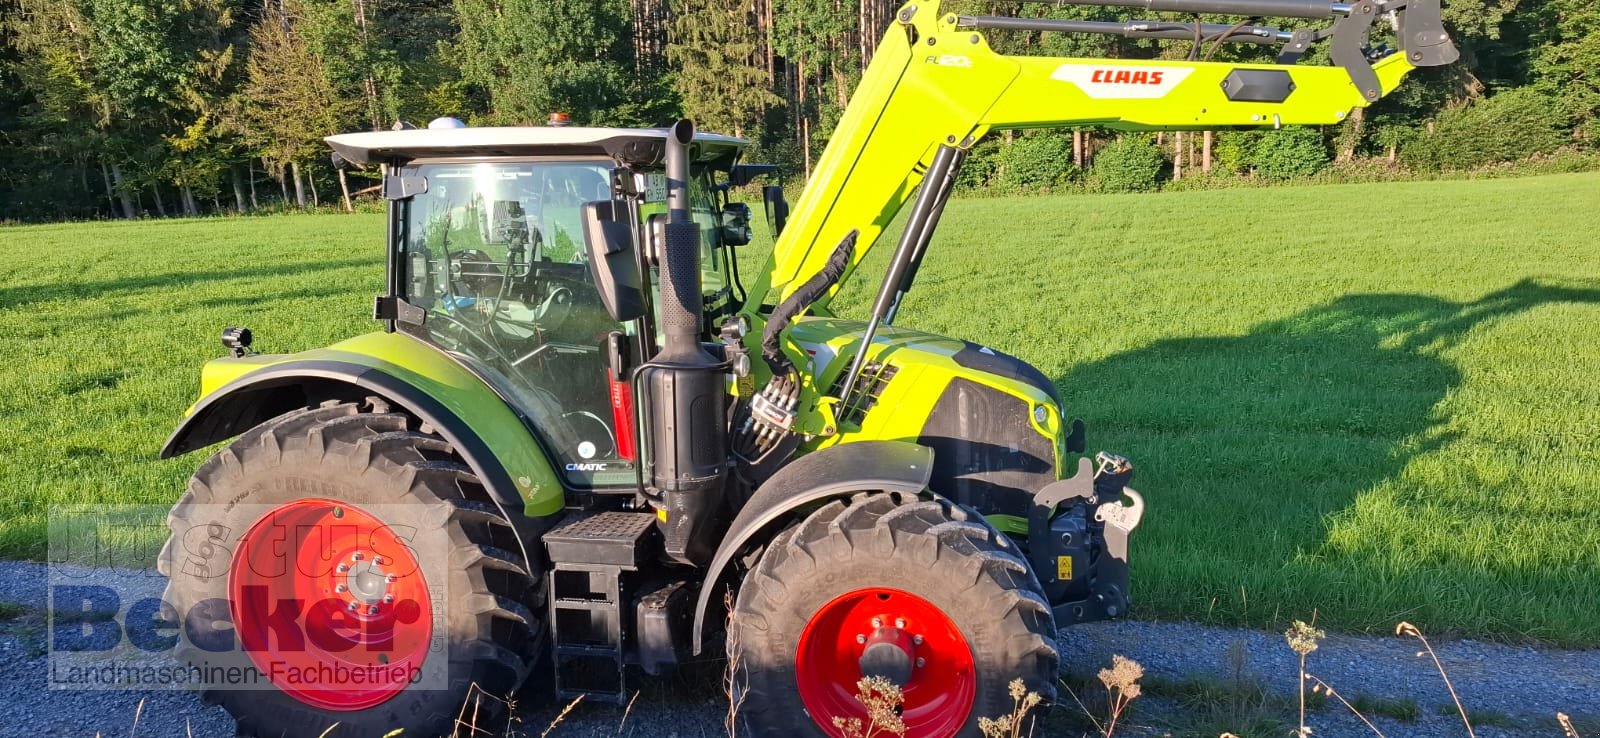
[643,119,728,566]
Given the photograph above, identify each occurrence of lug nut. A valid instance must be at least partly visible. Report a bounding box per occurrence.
[913,635,924,645]
[916,658,925,668]
[373,557,385,566]
[856,634,867,644]
[894,618,906,629]
[871,617,883,628]
[337,563,350,573]
[347,602,359,612]
[382,595,394,604]
[335,584,348,593]
[385,574,398,583]
[351,552,364,561]
[368,605,380,615]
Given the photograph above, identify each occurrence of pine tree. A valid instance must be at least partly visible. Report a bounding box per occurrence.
[667,0,777,137]
[233,0,356,207]
[453,0,638,125]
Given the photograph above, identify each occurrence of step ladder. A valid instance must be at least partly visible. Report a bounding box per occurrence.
[543,511,657,704]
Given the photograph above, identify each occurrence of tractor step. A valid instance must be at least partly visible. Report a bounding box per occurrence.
[545,510,658,566]
[544,511,659,705]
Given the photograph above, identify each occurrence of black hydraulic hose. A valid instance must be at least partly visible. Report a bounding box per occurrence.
[1020,0,1344,19]
[958,15,1290,45]
[760,230,858,375]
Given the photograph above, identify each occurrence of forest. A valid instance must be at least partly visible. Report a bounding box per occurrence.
[0,0,1595,222]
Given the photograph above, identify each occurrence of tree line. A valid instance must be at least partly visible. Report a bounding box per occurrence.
[0,0,1595,221]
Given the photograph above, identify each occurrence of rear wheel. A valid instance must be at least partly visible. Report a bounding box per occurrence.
[159,400,543,737]
[729,492,1059,738]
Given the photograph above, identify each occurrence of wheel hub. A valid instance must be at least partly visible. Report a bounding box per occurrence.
[227,499,432,711]
[858,624,916,685]
[342,556,391,607]
[796,588,976,738]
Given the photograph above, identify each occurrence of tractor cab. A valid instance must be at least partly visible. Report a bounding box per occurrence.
[327,125,780,490]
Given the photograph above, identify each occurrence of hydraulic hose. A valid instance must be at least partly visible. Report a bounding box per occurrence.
[759,230,858,376]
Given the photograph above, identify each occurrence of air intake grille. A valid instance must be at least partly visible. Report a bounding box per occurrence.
[830,361,899,427]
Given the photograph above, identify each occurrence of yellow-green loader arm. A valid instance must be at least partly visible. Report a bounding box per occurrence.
[750,0,1458,308]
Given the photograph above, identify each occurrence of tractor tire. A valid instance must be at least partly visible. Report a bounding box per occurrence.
[157,400,543,738]
[729,492,1059,738]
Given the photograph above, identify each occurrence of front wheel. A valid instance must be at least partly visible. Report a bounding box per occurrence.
[158,400,543,737]
[729,492,1060,738]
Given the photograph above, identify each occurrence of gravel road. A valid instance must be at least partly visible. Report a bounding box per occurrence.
[1,560,1594,738]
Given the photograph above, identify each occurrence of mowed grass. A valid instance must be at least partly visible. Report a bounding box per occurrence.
[3,172,1599,645]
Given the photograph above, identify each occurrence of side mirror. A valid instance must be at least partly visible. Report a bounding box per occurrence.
[580,200,645,322]
[720,202,753,246]
[762,185,789,237]
[728,163,779,187]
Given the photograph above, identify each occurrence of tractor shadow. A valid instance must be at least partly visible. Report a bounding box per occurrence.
[1052,278,1600,629]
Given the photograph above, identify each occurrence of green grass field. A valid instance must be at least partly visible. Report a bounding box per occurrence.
[3,172,1598,645]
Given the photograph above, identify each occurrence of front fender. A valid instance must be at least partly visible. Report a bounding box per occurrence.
[162,331,565,519]
[690,440,933,654]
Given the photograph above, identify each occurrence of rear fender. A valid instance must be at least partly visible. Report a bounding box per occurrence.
[690,440,934,654]
[161,332,567,572]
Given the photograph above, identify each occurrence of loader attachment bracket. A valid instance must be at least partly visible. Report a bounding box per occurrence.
[1028,453,1144,626]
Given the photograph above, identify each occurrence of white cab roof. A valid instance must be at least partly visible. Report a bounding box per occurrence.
[325,126,748,167]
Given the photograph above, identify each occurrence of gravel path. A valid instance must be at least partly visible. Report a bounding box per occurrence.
[1,560,1595,737]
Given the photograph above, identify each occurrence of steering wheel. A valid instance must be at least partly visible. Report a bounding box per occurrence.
[531,284,574,330]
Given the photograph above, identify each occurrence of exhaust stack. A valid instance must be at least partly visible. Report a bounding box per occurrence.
[643,119,728,566]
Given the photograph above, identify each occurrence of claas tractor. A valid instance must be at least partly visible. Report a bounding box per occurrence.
[155,0,1456,734]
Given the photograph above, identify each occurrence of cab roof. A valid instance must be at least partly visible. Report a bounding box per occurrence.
[324,126,749,168]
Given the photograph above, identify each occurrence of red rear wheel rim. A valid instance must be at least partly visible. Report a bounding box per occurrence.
[796,588,976,738]
[227,499,432,711]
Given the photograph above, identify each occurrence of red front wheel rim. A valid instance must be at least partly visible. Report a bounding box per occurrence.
[227,499,432,711]
[796,588,977,738]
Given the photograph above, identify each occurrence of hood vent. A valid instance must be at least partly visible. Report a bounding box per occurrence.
[830,360,899,427]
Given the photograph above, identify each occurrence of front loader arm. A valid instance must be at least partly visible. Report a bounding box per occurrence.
[750,0,1456,309]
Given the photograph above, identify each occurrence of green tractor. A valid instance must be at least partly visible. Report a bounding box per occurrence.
[156,0,1455,734]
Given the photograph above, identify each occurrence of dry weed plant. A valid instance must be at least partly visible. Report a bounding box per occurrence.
[1096,654,1144,737]
[1057,675,1108,736]
[449,681,530,738]
[831,676,909,738]
[618,689,640,735]
[1397,621,1475,738]
[1305,674,1388,737]
[129,698,145,738]
[977,679,1044,738]
[723,590,747,737]
[537,694,583,738]
[1285,619,1325,736]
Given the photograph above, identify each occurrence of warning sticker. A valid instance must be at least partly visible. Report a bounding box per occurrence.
[1057,555,1073,582]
